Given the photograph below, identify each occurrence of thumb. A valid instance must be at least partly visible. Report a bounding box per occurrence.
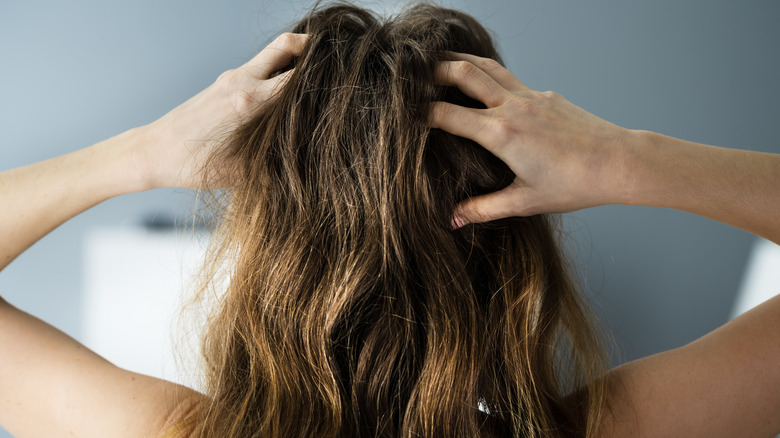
[450,185,524,229]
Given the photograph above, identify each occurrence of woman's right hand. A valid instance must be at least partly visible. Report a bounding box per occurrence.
[136,32,308,190]
[430,52,637,227]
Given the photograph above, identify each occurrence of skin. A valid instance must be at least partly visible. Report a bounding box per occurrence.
[0,35,778,436]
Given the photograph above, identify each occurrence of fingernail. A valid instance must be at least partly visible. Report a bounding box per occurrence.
[450,215,468,230]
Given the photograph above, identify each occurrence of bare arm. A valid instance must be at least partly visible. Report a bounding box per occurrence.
[623,129,780,245]
[0,33,307,438]
[0,131,146,271]
[430,53,780,437]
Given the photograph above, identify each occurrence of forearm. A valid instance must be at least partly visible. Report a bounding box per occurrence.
[623,130,780,245]
[0,128,149,272]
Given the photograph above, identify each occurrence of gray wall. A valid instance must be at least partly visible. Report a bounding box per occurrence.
[1,0,779,436]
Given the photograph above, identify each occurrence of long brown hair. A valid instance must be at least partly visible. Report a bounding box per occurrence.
[178,2,609,437]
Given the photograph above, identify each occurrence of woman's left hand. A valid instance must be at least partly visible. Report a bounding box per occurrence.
[136,32,308,190]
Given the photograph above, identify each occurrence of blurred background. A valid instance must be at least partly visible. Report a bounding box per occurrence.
[1,0,779,436]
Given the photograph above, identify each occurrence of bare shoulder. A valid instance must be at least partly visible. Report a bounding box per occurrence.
[96,371,205,438]
[598,294,780,437]
[0,296,205,438]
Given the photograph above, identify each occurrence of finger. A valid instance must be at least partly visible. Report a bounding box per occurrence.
[445,51,529,92]
[428,101,497,148]
[451,186,526,229]
[254,69,293,99]
[244,33,308,79]
[435,60,508,108]
[260,69,293,89]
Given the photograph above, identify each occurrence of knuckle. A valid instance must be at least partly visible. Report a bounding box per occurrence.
[454,60,477,77]
[541,90,560,100]
[275,32,295,47]
[512,97,538,116]
[438,102,454,117]
[231,90,255,113]
[216,68,237,86]
[478,57,502,71]
[429,102,443,121]
[429,102,449,125]
[492,116,516,142]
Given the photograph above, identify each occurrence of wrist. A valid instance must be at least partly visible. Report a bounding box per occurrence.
[616,128,657,207]
[96,126,159,194]
[618,128,703,210]
[127,120,207,191]
[599,128,647,207]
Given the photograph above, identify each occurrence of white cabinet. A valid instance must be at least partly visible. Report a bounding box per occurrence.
[82,226,209,389]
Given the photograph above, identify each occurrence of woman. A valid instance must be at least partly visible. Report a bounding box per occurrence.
[1,3,778,438]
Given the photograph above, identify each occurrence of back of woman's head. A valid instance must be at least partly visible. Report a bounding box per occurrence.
[188,3,608,437]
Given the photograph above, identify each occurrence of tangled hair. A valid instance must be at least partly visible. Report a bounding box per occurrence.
[178,2,609,437]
